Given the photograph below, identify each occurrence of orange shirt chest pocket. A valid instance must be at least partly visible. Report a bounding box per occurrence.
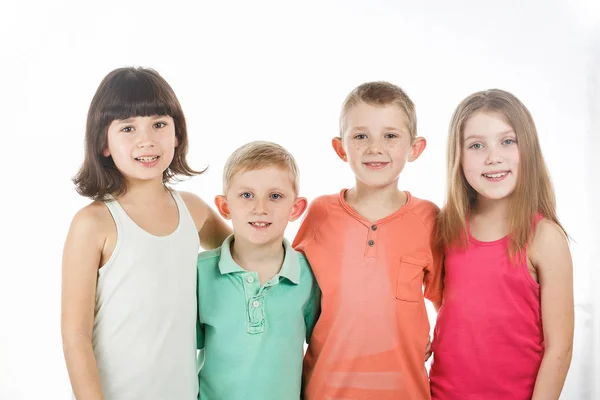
[395,256,428,302]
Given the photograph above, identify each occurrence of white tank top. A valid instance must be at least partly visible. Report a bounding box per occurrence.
[87,191,199,400]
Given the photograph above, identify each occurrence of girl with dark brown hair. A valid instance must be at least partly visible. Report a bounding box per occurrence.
[61,67,230,400]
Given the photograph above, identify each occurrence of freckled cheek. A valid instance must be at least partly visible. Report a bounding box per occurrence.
[350,142,366,152]
[384,141,404,149]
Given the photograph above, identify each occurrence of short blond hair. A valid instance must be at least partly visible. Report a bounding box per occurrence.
[223,141,300,194]
[339,81,417,139]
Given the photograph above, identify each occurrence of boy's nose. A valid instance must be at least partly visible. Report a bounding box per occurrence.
[366,138,383,154]
[252,198,268,214]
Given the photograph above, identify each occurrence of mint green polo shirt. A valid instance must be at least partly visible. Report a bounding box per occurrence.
[196,234,320,400]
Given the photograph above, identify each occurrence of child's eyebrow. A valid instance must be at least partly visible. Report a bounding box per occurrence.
[236,186,287,192]
[116,118,136,124]
[463,134,483,141]
[350,126,404,132]
[464,130,514,142]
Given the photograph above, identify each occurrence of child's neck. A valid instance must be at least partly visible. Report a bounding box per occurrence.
[116,178,170,205]
[345,179,406,222]
[469,196,511,241]
[230,235,285,285]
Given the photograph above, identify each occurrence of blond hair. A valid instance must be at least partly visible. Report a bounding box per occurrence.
[339,81,417,139]
[439,89,567,258]
[223,141,300,194]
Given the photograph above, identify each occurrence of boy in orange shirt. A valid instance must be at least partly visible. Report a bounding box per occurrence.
[293,81,443,400]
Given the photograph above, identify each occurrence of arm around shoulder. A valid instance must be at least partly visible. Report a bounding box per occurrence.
[529,219,574,400]
[179,191,231,250]
[61,204,110,399]
[292,196,330,253]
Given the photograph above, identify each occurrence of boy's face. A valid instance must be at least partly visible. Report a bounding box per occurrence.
[215,167,307,247]
[333,102,425,189]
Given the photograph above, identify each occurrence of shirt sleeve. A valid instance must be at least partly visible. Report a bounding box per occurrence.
[196,266,206,375]
[196,318,204,350]
[196,256,206,350]
[423,209,444,308]
[293,197,328,254]
[304,272,321,343]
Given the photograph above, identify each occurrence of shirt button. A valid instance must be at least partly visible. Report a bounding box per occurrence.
[371,225,377,231]
[252,300,260,308]
[247,276,255,283]
[368,240,375,246]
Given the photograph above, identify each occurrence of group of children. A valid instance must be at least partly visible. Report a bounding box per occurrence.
[61,67,574,400]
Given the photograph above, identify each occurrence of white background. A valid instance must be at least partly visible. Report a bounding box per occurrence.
[1,0,599,398]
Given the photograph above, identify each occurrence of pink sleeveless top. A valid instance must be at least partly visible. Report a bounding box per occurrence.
[430,216,544,400]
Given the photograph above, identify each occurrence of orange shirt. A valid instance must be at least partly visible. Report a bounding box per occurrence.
[293,189,443,400]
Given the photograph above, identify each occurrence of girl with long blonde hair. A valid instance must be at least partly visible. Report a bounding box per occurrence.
[429,89,574,400]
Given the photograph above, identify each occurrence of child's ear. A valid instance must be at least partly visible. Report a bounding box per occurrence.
[214,195,231,219]
[289,197,308,222]
[408,136,427,162]
[332,137,347,162]
[102,148,111,157]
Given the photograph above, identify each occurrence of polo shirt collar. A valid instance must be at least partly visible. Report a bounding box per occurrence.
[218,234,300,285]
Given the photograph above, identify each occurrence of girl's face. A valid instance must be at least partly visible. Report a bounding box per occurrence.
[103,115,178,184]
[461,111,520,203]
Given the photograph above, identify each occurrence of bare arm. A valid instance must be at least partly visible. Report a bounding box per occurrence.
[61,206,107,400]
[180,191,231,250]
[530,220,574,400]
[198,206,231,250]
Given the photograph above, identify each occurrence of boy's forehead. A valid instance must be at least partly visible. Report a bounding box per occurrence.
[343,102,410,132]
[229,166,296,188]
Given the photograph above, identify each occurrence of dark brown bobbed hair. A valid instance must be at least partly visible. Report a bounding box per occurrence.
[73,67,202,200]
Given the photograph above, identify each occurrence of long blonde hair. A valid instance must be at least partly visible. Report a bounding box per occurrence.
[439,89,566,257]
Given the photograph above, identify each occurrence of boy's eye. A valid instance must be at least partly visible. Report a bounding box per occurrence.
[354,133,368,140]
[241,192,253,199]
[384,133,398,139]
[154,121,167,129]
[270,193,282,200]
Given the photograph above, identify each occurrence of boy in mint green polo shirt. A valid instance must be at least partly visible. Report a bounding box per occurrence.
[196,141,320,399]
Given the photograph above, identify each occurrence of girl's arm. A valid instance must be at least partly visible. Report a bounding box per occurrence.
[61,205,108,400]
[180,192,232,250]
[529,219,574,400]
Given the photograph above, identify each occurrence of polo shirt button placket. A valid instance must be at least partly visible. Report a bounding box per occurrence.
[247,295,266,334]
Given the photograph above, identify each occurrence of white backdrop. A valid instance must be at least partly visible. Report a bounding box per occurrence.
[1,1,598,399]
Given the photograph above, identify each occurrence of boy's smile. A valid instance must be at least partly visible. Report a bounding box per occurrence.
[363,161,390,170]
